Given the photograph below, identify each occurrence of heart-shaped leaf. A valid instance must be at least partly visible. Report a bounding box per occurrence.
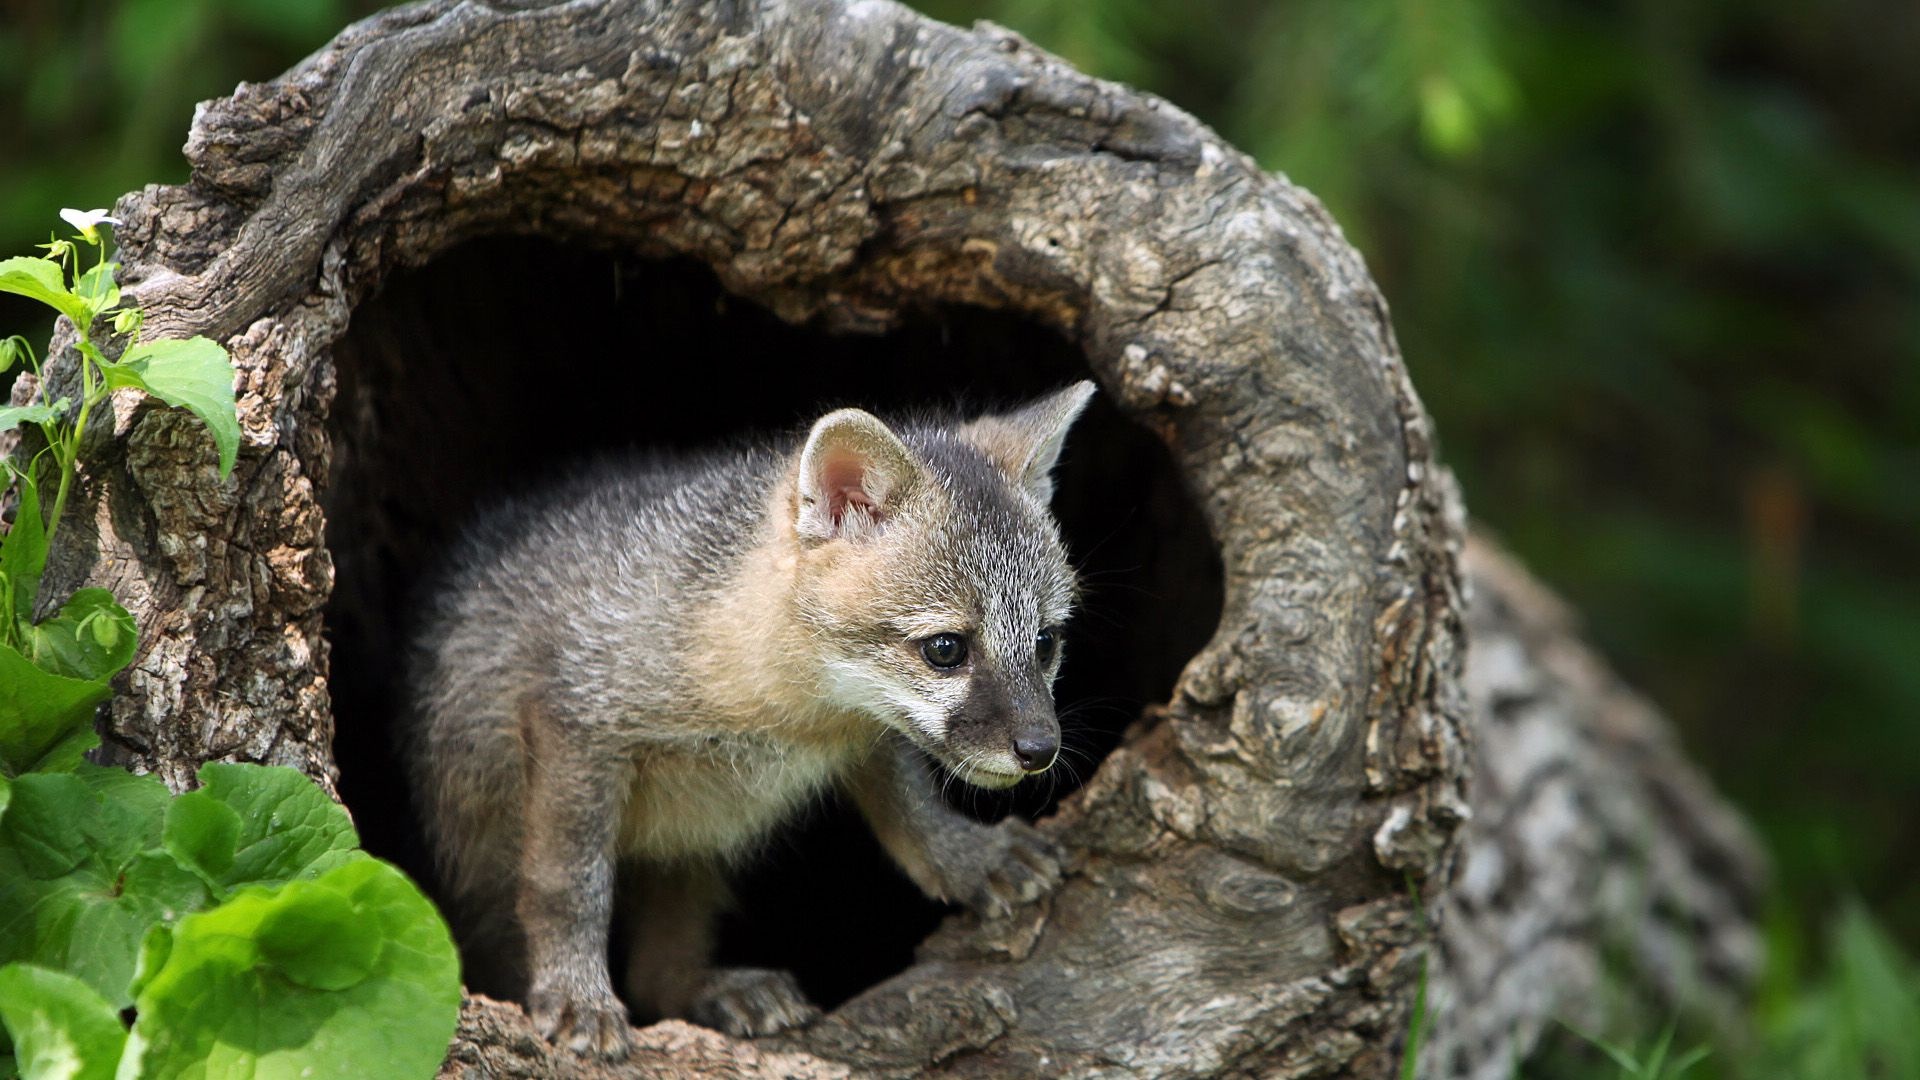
[0,258,87,327]
[104,337,239,478]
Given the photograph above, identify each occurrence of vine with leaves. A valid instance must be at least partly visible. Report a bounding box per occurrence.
[0,211,459,1080]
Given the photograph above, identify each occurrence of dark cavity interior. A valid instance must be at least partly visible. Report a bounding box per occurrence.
[323,237,1223,1010]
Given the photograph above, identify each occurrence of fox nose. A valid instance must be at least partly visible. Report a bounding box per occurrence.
[1011,733,1058,772]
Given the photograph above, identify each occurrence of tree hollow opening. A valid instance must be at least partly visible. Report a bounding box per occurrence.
[322,237,1223,1009]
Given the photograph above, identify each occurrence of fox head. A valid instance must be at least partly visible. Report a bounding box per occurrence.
[781,382,1095,789]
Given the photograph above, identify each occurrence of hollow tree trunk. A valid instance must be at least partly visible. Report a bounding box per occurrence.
[12,0,1762,1075]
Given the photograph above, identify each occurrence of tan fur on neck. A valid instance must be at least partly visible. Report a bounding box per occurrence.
[679,466,871,750]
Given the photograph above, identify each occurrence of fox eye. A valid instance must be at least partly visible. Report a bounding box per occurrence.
[921,633,968,670]
[1036,627,1062,666]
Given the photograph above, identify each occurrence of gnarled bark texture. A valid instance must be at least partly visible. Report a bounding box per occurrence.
[11,0,1762,1075]
[1421,537,1764,1079]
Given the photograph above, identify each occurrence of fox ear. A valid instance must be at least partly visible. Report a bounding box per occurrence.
[960,380,1097,504]
[796,409,920,542]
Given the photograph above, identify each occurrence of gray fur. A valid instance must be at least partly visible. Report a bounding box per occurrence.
[404,383,1094,1056]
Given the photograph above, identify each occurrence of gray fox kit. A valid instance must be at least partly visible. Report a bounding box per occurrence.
[405,382,1095,1057]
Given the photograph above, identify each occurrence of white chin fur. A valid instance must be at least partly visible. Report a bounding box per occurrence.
[956,767,1027,791]
[901,736,1028,790]
[941,752,1031,789]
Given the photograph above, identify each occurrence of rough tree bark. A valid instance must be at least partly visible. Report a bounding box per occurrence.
[1422,537,1763,1079]
[9,0,1762,1075]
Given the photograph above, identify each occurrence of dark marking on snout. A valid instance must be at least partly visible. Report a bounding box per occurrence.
[949,661,1059,773]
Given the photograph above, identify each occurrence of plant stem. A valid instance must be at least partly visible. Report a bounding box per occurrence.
[39,234,115,558]
[41,330,100,559]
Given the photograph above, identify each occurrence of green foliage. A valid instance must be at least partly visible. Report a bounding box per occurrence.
[0,765,462,1079]
[0,477,116,779]
[21,589,137,684]
[1521,904,1920,1080]
[0,763,461,1078]
[0,0,367,287]
[168,762,357,895]
[0,966,126,1080]
[0,403,63,431]
[0,472,47,644]
[0,215,239,607]
[0,259,88,327]
[1558,1019,1710,1080]
[0,648,112,778]
[0,215,459,1078]
[122,857,459,1079]
[0,214,236,786]
[103,337,242,477]
[1755,902,1920,1079]
[0,768,205,1007]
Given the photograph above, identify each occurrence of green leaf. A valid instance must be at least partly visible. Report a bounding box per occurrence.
[0,964,127,1080]
[103,337,239,478]
[292,846,368,882]
[1667,1044,1712,1076]
[125,923,172,1005]
[0,473,47,629]
[0,644,108,778]
[185,763,357,892]
[0,769,207,1007]
[72,263,118,321]
[1827,902,1920,1078]
[0,516,132,776]
[254,883,380,991]
[0,401,65,436]
[71,764,174,843]
[162,789,241,886]
[122,857,461,1080]
[191,760,360,887]
[0,258,87,327]
[0,773,92,879]
[22,590,136,684]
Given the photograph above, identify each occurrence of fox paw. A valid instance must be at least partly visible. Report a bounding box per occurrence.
[688,967,821,1037]
[964,819,1064,919]
[527,986,633,1060]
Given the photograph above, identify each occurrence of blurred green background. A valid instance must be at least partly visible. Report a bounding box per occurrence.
[3,0,1916,1073]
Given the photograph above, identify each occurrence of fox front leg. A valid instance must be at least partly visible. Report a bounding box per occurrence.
[848,736,1064,917]
[516,727,633,1059]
